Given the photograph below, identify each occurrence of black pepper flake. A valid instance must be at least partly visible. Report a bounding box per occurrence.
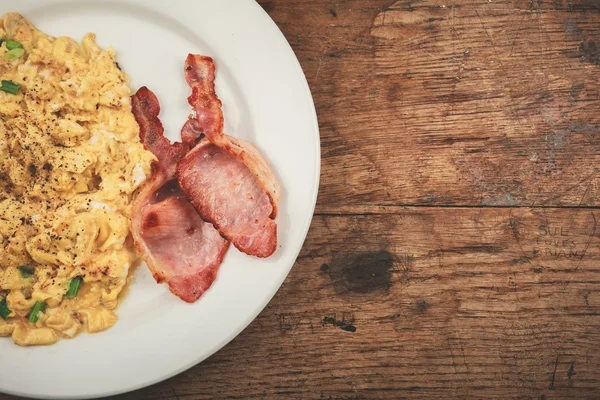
[28,164,37,176]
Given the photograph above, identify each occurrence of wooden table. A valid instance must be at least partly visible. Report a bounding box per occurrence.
[4,0,600,399]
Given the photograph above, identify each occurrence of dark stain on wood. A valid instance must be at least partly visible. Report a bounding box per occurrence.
[579,38,600,65]
[415,299,429,313]
[323,315,356,333]
[328,250,394,295]
[564,18,584,38]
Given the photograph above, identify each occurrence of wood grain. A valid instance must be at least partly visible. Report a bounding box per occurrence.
[270,0,600,209]
[3,0,600,399]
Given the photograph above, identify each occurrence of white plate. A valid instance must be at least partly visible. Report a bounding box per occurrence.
[0,0,319,398]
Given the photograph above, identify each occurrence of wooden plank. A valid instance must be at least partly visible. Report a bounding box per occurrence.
[25,207,592,400]
[262,0,600,209]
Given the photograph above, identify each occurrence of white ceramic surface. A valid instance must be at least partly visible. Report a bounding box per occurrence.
[0,1,320,398]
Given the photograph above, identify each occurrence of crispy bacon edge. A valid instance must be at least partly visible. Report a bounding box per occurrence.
[130,87,229,302]
[182,54,282,218]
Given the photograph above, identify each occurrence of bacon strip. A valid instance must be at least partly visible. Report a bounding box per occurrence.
[131,87,229,302]
[177,141,277,258]
[183,56,223,144]
[131,86,188,177]
[177,55,281,257]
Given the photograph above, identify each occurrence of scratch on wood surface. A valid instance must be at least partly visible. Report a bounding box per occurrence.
[584,290,592,307]
[447,339,459,374]
[544,172,599,204]
[578,175,596,206]
[444,6,466,117]
[314,45,329,85]
[563,212,597,289]
[508,211,538,274]
[508,12,527,57]
[458,337,470,373]
[550,354,559,390]
[474,9,504,66]
[567,361,576,387]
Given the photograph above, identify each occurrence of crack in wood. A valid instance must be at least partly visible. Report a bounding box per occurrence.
[550,354,559,390]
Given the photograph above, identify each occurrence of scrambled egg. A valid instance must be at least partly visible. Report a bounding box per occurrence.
[0,13,155,346]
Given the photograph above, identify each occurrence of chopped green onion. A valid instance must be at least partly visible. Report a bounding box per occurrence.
[18,266,34,279]
[5,47,25,61]
[0,298,11,320]
[64,277,82,299]
[28,301,46,323]
[0,80,21,95]
[5,40,23,50]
